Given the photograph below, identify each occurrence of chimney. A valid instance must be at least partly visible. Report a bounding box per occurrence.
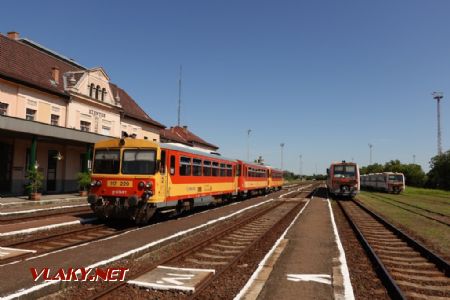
[51,67,60,84]
[7,31,19,40]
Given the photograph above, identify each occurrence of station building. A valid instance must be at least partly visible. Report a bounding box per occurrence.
[0,32,165,195]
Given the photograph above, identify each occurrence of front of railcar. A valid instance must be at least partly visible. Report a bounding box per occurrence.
[328,162,360,198]
[386,172,405,194]
[88,138,162,224]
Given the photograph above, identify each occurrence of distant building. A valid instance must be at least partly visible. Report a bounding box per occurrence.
[160,126,219,152]
[0,32,165,195]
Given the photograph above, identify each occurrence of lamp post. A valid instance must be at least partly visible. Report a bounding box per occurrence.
[368,143,373,165]
[432,92,444,155]
[247,129,251,161]
[280,143,285,170]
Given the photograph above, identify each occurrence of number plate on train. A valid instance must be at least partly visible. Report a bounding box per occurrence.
[107,180,133,187]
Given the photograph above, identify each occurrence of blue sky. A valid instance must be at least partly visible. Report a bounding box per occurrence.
[2,0,450,174]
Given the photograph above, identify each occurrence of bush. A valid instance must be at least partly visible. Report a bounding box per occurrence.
[77,172,91,191]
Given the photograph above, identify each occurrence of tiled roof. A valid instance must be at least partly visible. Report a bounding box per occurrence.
[161,126,218,150]
[0,33,164,128]
[0,34,79,96]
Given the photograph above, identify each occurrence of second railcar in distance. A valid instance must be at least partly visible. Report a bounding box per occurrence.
[360,172,405,194]
[327,161,360,198]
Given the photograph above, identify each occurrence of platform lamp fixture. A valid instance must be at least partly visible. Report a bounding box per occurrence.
[432,92,444,155]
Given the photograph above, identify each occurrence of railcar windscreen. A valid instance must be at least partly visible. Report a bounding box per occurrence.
[333,165,356,178]
[388,175,403,181]
[122,149,156,175]
[93,149,120,174]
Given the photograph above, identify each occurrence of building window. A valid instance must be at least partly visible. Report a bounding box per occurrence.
[102,126,111,136]
[80,121,91,132]
[0,102,8,115]
[89,83,95,98]
[26,108,36,121]
[101,88,106,101]
[51,114,59,126]
[95,85,100,100]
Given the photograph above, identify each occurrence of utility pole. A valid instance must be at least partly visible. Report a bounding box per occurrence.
[368,143,373,165]
[413,154,416,164]
[432,92,444,155]
[177,65,182,127]
[247,129,251,161]
[280,143,285,170]
[299,154,302,177]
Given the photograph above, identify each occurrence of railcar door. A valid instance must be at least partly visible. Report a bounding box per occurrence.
[157,149,169,201]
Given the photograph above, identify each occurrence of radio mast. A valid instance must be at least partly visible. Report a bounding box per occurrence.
[177,65,182,127]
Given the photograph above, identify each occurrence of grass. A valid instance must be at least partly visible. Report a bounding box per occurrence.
[357,187,450,260]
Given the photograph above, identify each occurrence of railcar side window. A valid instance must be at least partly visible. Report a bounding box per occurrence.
[226,164,232,177]
[193,159,202,176]
[122,149,156,174]
[212,162,219,176]
[170,155,175,175]
[220,163,226,177]
[203,160,212,176]
[180,157,192,176]
[93,149,120,174]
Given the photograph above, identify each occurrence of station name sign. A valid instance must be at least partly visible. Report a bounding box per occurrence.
[89,109,106,118]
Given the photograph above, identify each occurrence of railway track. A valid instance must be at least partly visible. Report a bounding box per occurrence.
[0,223,134,265]
[338,198,450,299]
[0,206,93,225]
[364,193,450,227]
[85,186,316,299]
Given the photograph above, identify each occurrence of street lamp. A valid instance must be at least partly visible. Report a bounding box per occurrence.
[368,143,373,165]
[432,92,444,155]
[247,129,251,161]
[299,154,302,178]
[280,143,285,170]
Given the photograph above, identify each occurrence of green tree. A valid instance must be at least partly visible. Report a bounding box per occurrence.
[427,151,450,190]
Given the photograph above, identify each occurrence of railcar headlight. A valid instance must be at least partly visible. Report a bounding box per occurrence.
[145,182,152,189]
[96,180,102,187]
[138,181,145,189]
[90,181,96,187]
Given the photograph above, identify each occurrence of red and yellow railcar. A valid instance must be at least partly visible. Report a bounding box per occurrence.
[268,167,283,191]
[237,160,270,197]
[326,161,360,198]
[88,138,238,224]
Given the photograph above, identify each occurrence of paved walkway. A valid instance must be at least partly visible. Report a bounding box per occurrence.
[0,193,85,208]
[242,189,353,300]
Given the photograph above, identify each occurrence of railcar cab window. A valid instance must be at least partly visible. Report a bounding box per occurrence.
[388,175,403,182]
[122,149,156,174]
[180,157,192,176]
[93,149,120,174]
[333,165,356,178]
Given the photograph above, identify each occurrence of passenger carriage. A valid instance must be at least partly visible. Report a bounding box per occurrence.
[268,167,283,191]
[360,172,405,194]
[236,160,270,197]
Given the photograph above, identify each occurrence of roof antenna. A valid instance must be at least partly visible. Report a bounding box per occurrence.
[177,65,182,127]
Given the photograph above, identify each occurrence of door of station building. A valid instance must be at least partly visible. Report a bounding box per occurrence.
[0,142,12,194]
[47,150,57,191]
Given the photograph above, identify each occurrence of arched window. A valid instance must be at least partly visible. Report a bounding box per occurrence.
[89,83,95,98]
[101,88,106,101]
[95,85,100,100]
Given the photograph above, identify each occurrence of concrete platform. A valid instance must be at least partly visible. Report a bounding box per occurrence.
[0,193,86,208]
[240,189,354,300]
[129,265,215,292]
